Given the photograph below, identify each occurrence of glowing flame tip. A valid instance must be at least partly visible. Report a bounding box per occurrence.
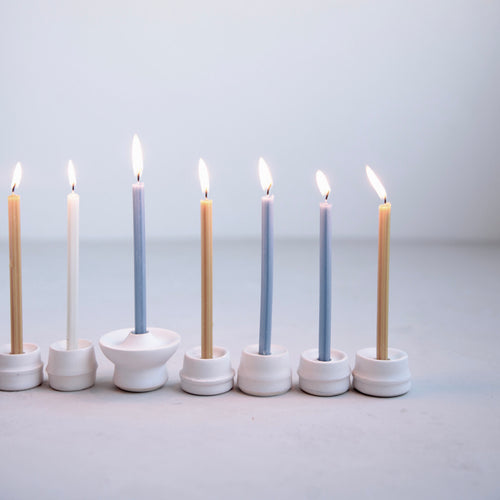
[68,160,76,190]
[132,134,144,180]
[258,157,273,194]
[198,158,209,197]
[315,170,331,199]
[366,165,387,201]
[11,162,22,192]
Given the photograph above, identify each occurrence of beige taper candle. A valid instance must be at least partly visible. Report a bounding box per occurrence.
[199,160,213,359]
[8,163,23,355]
[376,202,391,360]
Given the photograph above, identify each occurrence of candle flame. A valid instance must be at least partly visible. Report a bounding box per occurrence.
[315,170,331,199]
[132,134,144,181]
[366,165,387,202]
[11,162,22,192]
[258,157,273,195]
[199,158,209,197]
[68,160,76,190]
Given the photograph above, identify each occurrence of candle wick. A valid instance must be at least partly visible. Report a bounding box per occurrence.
[205,190,208,199]
[325,191,329,201]
[72,184,75,192]
[137,173,141,183]
[384,196,387,204]
[11,185,15,193]
[267,186,270,196]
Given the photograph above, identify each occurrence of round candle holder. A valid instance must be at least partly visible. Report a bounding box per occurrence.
[179,345,234,396]
[0,343,43,391]
[352,347,411,397]
[237,344,292,397]
[99,327,180,392]
[46,339,97,392]
[298,348,351,397]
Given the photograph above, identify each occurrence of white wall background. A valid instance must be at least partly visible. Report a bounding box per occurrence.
[0,0,499,241]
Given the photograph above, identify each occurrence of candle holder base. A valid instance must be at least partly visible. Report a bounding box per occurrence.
[99,328,180,392]
[179,346,234,396]
[352,347,411,397]
[298,348,350,396]
[0,343,43,391]
[46,339,97,391]
[237,344,292,397]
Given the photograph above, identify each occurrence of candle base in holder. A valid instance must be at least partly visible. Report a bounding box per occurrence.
[0,343,43,391]
[180,345,234,396]
[298,348,350,396]
[46,339,97,391]
[237,344,292,397]
[99,327,180,392]
[352,347,411,397]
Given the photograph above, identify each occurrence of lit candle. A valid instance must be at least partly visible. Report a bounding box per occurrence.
[366,165,391,360]
[258,158,274,356]
[67,160,79,350]
[315,170,332,362]
[199,159,213,359]
[132,134,147,334]
[8,162,23,354]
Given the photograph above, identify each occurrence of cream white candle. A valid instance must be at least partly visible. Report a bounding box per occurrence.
[66,160,79,350]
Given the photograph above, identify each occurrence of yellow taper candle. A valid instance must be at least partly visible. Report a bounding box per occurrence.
[366,165,391,361]
[199,159,213,359]
[8,162,23,355]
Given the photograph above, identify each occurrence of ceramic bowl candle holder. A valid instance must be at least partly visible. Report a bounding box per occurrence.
[298,348,351,397]
[180,345,234,396]
[46,339,97,391]
[237,344,292,397]
[99,327,180,392]
[352,347,411,397]
[0,343,43,391]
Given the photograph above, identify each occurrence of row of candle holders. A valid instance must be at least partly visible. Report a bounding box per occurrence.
[0,328,411,397]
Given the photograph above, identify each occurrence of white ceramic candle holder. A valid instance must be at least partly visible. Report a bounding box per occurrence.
[237,344,292,397]
[99,327,180,392]
[180,346,234,396]
[46,339,97,391]
[0,343,43,391]
[352,347,411,397]
[298,348,351,397]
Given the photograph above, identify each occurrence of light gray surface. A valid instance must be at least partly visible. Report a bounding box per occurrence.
[1,1,500,241]
[0,240,499,499]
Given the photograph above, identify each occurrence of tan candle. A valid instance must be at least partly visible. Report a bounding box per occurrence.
[199,159,213,359]
[8,163,23,355]
[366,165,391,360]
[376,202,391,360]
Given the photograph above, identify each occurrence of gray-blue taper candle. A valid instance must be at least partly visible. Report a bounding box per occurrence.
[318,201,332,361]
[258,195,274,355]
[133,182,147,334]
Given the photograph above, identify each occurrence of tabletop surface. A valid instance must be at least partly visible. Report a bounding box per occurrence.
[0,239,498,500]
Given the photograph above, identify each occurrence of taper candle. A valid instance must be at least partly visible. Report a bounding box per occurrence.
[8,162,23,355]
[366,165,391,361]
[315,170,332,362]
[258,158,274,356]
[132,134,147,334]
[66,160,79,350]
[199,159,213,359]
